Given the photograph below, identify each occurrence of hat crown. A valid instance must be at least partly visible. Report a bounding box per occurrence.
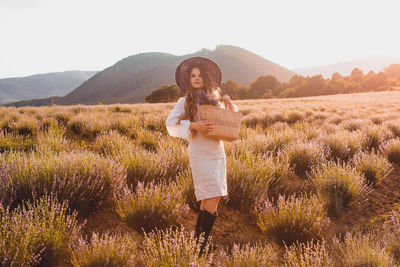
[175,57,222,94]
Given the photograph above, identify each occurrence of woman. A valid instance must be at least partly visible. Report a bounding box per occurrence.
[166,57,238,255]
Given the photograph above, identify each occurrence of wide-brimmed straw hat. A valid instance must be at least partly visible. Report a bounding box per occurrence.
[175,56,222,94]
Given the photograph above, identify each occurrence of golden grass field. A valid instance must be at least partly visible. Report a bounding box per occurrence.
[1,91,400,266]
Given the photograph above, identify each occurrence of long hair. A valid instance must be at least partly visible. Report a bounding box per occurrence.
[178,64,221,138]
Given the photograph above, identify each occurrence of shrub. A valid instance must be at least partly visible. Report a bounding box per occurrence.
[144,115,168,135]
[384,120,400,138]
[226,134,270,156]
[93,130,136,156]
[371,115,385,125]
[0,117,14,133]
[52,111,72,126]
[109,115,135,135]
[255,193,328,246]
[341,119,366,132]
[36,128,72,153]
[237,125,263,140]
[381,138,400,164]
[362,125,393,151]
[265,129,297,154]
[118,149,164,189]
[115,182,189,232]
[158,141,190,182]
[0,195,81,267]
[70,231,137,267]
[352,150,392,186]
[24,195,81,266]
[117,144,189,189]
[383,206,400,264]
[0,132,36,152]
[282,239,334,267]
[142,226,213,267]
[12,118,39,137]
[323,132,351,161]
[110,105,132,113]
[0,151,126,214]
[135,129,161,152]
[310,161,370,216]
[71,105,89,114]
[242,114,265,128]
[272,112,286,124]
[175,169,199,211]
[292,123,321,141]
[285,141,327,177]
[0,205,43,266]
[68,116,85,135]
[312,112,327,121]
[219,241,279,267]
[39,117,60,132]
[332,231,395,267]
[286,111,303,124]
[227,131,294,157]
[67,113,110,140]
[329,115,342,125]
[346,130,364,159]
[226,151,287,209]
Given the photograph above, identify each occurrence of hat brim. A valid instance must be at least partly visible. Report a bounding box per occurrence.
[175,57,222,94]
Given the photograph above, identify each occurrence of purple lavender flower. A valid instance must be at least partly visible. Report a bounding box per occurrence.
[198,90,218,106]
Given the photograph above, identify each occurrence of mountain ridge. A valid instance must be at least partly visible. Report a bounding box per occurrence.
[3,45,296,107]
[294,55,400,78]
[0,70,98,104]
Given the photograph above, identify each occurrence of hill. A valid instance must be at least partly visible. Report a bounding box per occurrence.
[4,45,296,106]
[294,55,400,78]
[0,70,98,104]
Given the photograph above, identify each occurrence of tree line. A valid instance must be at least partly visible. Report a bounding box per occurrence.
[145,64,400,103]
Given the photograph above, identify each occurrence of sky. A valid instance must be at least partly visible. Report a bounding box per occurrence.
[1,0,400,78]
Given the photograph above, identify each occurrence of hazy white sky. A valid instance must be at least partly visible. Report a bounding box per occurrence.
[1,0,399,78]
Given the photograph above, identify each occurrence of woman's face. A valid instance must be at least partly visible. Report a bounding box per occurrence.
[190,67,204,89]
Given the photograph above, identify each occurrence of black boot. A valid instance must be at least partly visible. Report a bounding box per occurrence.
[195,209,205,242]
[198,209,218,256]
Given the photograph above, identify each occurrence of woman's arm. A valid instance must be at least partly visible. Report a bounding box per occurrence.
[165,97,191,140]
[220,96,238,112]
[231,102,239,112]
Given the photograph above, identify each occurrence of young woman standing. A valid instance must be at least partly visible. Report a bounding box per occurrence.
[166,57,238,255]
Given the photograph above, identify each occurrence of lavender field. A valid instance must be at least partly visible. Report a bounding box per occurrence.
[2,90,400,266]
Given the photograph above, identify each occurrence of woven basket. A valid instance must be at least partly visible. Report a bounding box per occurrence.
[199,105,242,141]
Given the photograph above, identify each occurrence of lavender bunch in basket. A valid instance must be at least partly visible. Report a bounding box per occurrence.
[198,89,219,106]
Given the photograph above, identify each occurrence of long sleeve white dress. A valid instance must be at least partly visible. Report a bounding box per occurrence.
[166,97,238,201]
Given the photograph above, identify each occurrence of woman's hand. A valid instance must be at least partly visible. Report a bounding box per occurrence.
[190,120,216,134]
[219,95,234,110]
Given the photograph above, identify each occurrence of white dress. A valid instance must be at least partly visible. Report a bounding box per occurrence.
[166,97,239,201]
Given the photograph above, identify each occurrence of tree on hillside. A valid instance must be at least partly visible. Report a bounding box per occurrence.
[331,72,343,80]
[321,79,342,95]
[295,75,326,97]
[248,75,282,98]
[287,75,306,89]
[237,86,249,99]
[343,79,360,93]
[145,84,182,103]
[384,64,400,80]
[361,71,388,91]
[350,68,364,83]
[278,87,297,98]
[220,80,241,100]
